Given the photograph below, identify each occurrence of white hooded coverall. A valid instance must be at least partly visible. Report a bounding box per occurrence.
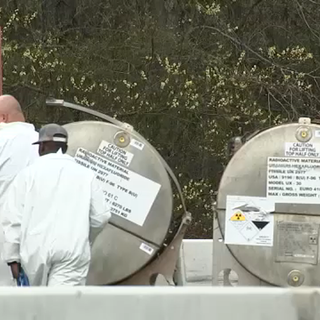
[2,152,111,286]
[0,122,38,286]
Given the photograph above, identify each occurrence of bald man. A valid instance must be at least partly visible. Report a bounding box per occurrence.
[0,95,38,286]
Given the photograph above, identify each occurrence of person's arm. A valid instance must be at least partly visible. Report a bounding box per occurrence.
[1,173,26,279]
[90,177,111,229]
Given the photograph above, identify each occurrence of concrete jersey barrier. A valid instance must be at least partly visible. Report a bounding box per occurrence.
[0,286,318,320]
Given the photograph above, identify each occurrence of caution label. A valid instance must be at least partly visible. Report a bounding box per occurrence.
[285,142,320,158]
[230,211,246,221]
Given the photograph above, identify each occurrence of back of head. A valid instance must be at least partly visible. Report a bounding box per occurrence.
[33,123,68,156]
[0,95,25,123]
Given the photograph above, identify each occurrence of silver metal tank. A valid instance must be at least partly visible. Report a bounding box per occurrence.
[216,117,320,286]
[63,120,173,285]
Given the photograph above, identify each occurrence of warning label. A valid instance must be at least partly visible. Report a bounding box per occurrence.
[229,210,247,231]
[224,196,274,247]
[97,140,134,167]
[74,147,161,226]
[230,211,246,221]
[285,142,320,158]
[267,157,320,204]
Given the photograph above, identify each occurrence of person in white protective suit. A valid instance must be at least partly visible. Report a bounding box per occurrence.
[0,95,39,286]
[2,123,111,286]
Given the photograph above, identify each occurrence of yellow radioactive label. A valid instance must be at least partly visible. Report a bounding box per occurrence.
[230,211,246,221]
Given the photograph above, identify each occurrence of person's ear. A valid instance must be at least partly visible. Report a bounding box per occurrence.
[38,143,44,156]
[0,113,8,123]
[63,144,68,153]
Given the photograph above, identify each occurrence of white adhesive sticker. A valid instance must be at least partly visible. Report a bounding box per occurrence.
[97,140,134,167]
[75,147,161,226]
[285,142,320,158]
[315,131,320,138]
[224,196,275,247]
[267,157,320,204]
[130,138,145,151]
[139,243,154,255]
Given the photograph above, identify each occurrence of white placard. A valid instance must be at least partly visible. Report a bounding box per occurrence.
[97,140,134,167]
[130,138,145,151]
[139,243,154,255]
[225,196,275,247]
[267,157,320,204]
[285,142,320,158]
[315,130,320,138]
[75,147,161,226]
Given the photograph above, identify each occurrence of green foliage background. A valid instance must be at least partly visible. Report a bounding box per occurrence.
[2,0,320,238]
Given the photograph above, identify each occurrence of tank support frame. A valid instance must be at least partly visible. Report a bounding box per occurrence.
[119,212,192,286]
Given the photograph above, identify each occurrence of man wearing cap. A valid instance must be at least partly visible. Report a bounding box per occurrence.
[0,95,39,286]
[1,123,111,286]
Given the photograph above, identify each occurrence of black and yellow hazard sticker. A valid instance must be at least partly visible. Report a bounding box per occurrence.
[230,211,246,221]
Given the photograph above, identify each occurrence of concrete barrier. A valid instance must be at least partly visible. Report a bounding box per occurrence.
[177,239,238,286]
[176,239,212,286]
[0,286,318,320]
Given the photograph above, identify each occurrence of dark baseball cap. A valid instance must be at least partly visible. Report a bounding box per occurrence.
[32,123,68,145]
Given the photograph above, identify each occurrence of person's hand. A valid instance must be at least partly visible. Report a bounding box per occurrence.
[8,262,20,279]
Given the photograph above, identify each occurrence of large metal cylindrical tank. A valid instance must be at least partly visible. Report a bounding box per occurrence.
[63,121,173,285]
[216,117,320,286]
